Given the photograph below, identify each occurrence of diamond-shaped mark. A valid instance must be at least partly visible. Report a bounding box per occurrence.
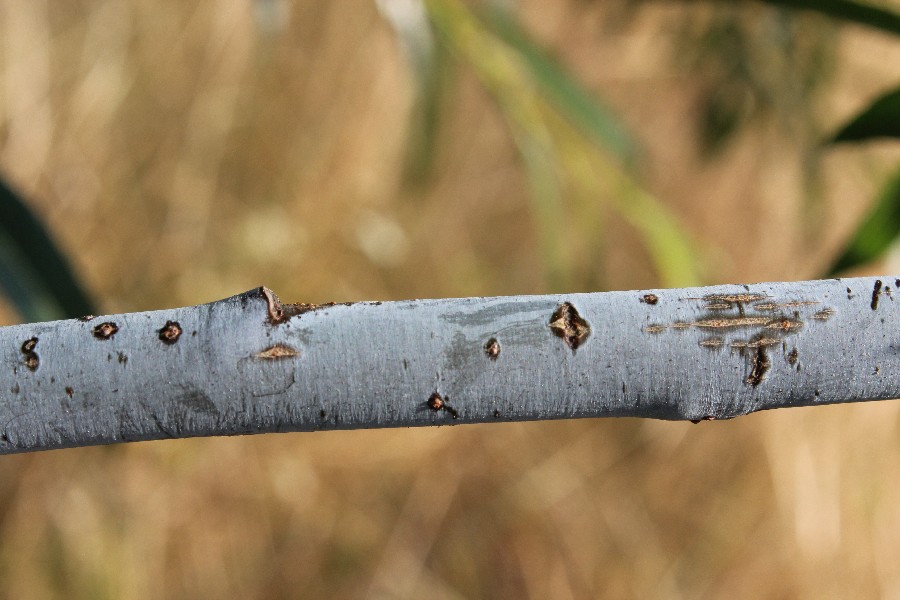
[549,302,590,350]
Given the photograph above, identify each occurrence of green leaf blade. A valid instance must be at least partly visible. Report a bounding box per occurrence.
[829,85,900,143]
[485,8,639,166]
[0,178,95,322]
[826,167,900,276]
[755,0,900,37]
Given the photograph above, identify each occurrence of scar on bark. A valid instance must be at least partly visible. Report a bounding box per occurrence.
[92,322,118,340]
[484,338,501,360]
[813,308,835,321]
[158,321,182,344]
[21,337,38,371]
[426,392,459,419]
[261,287,353,325]
[746,346,770,387]
[549,302,591,350]
[254,344,300,360]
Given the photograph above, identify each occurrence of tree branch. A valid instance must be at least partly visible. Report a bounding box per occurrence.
[0,276,896,454]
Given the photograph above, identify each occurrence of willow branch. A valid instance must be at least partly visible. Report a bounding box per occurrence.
[0,276,896,454]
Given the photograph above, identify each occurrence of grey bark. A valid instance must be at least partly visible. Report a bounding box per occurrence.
[0,275,897,454]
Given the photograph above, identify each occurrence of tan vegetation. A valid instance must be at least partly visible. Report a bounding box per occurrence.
[2,1,900,597]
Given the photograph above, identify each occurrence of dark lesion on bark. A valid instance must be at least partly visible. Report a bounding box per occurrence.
[871,279,883,310]
[484,338,501,360]
[746,345,771,387]
[549,302,591,350]
[20,337,39,371]
[426,392,459,419]
[158,321,182,344]
[92,322,119,339]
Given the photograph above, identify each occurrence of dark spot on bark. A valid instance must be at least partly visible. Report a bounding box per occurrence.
[427,392,444,411]
[493,409,501,418]
[640,293,658,305]
[11,383,19,394]
[484,338,501,360]
[787,347,799,366]
[319,409,326,418]
[93,322,119,339]
[158,321,182,344]
[20,337,39,371]
[65,386,73,397]
[895,279,900,289]
[117,352,128,364]
[549,302,590,350]
[814,389,820,398]
[402,359,408,370]
[872,280,882,310]
[746,346,770,387]
[426,392,458,419]
[874,365,881,375]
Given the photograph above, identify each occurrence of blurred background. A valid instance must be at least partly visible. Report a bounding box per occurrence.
[2,0,900,597]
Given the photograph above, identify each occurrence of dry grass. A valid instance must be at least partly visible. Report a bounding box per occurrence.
[2,1,900,598]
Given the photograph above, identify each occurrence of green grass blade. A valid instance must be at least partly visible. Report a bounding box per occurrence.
[825,166,900,275]
[485,7,639,166]
[377,1,454,186]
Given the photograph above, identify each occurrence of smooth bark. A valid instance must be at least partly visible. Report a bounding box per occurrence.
[0,276,897,454]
